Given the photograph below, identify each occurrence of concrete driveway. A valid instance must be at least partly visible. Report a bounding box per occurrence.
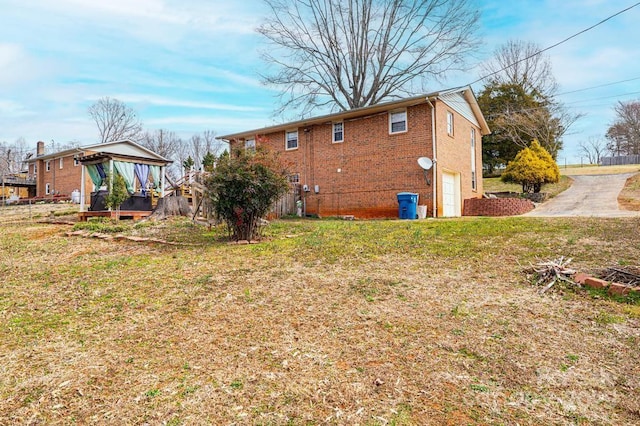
[524,173,640,217]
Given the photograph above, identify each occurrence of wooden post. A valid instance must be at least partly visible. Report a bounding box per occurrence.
[80,163,86,212]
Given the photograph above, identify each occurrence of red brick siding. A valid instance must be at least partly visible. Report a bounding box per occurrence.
[231,100,482,218]
[34,154,93,200]
[434,103,483,216]
[463,198,534,216]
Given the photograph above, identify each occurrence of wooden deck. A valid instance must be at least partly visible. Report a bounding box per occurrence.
[78,210,152,221]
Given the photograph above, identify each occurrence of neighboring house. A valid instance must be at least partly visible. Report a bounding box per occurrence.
[0,173,36,202]
[218,86,490,218]
[25,140,171,212]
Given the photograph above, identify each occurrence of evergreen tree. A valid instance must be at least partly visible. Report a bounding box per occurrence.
[202,151,216,172]
[104,172,130,220]
[183,156,194,174]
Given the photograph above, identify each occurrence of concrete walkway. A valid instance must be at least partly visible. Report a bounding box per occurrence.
[524,173,640,217]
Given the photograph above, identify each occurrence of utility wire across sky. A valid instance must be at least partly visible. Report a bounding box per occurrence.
[468,2,640,87]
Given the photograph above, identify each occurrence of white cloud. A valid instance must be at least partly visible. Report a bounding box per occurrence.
[0,99,32,117]
[0,43,44,86]
[111,94,265,112]
[145,114,277,134]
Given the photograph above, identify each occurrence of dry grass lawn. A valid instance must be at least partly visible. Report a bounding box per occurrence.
[561,164,640,176]
[1,212,639,425]
[619,173,640,211]
[483,176,573,198]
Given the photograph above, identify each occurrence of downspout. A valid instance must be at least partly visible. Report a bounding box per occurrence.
[426,97,437,218]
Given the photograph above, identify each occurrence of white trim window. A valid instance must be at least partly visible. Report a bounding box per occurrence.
[332,122,343,143]
[471,128,477,191]
[288,173,300,184]
[286,130,298,150]
[45,183,51,195]
[46,160,51,171]
[245,138,256,151]
[447,111,454,136]
[33,163,37,175]
[74,157,79,166]
[389,110,407,134]
[59,157,64,169]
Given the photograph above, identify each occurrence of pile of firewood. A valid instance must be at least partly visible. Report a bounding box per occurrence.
[524,257,577,293]
[597,266,640,287]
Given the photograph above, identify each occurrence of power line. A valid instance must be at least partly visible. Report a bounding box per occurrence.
[483,90,640,119]
[469,2,640,86]
[563,90,640,105]
[556,76,640,96]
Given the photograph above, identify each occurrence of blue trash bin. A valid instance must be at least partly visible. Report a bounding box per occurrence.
[397,192,419,219]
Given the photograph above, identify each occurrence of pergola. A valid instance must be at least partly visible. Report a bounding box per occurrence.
[77,146,171,220]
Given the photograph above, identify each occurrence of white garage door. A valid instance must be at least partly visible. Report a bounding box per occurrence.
[442,172,459,217]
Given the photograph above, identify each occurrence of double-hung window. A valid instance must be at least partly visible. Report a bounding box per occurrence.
[471,128,477,190]
[46,160,51,171]
[59,157,64,169]
[447,111,454,136]
[286,130,298,150]
[245,138,256,151]
[389,110,407,134]
[332,122,343,143]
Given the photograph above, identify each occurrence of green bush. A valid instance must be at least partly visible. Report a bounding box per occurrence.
[205,147,290,241]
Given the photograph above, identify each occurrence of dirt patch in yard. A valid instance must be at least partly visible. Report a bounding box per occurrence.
[619,173,640,211]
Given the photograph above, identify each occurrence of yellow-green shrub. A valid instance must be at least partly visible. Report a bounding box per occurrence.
[501,140,559,193]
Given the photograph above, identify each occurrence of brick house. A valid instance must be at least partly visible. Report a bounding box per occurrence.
[25,140,171,209]
[218,86,489,218]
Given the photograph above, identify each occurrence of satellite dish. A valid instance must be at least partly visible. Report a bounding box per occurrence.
[417,157,433,170]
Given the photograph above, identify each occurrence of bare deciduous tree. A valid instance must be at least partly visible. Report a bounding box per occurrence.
[140,129,180,160]
[481,40,558,98]
[606,100,640,156]
[88,97,143,143]
[187,131,226,171]
[190,134,204,171]
[258,0,480,115]
[479,40,581,161]
[578,136,607,164]
[202,130,225,156]
[140,129,182,177]
[0,137,29,175]
[493,103,581,159]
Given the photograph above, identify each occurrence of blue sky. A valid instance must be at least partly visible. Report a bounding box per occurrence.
[1,0,639,163]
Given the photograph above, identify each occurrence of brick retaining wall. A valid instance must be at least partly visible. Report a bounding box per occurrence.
[463,197,535,216]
